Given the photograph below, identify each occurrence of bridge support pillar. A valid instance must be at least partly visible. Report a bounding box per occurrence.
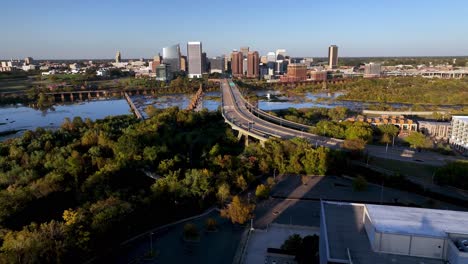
[237,131,249,146]
[61,94,65,102]
[70,93,74,102]
[79,93,83,101]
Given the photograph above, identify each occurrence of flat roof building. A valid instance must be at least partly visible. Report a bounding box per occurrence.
[320,201,468,264]
[450,116,468,155]
[328,45,338,69]
[283,63,307,82]
[364,62,382,78]
[187,41,202,78]
[209,56,224,74]
[155,63,173,81]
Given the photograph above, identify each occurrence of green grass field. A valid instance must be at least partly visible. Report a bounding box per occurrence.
[368,156,437,183]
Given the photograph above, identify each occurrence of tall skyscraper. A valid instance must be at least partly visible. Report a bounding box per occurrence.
[162,44,181,74]
[115,51,121,63]
[328,45,338,69]
[201,52,208,73]
[187,41,202,78]
[231,51,243,78]
[247,51,260,78]
[240,47,249,58]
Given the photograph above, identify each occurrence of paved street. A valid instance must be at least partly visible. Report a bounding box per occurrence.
[221,79,468,166]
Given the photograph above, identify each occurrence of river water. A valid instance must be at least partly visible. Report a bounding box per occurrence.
[0,89,424,140]
[0,92,222,140]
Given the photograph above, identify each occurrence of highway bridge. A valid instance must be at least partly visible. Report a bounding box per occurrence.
[220,79,465,166]
[221,79,343,148]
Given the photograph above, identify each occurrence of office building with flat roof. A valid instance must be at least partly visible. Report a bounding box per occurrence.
[280,63,307,82]
[209,56,224,73]
[187,41,202,78]
[320,201,468,264]
[231,51,243,78]
[450,116,468,154]
[328,45,338,69]
[155,63,173,81]
[310,71,328,81]
[247,51,259,78]
[364,62,382,78]
[162,44,181,74]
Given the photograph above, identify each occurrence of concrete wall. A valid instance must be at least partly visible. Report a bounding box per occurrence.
[409,236,444,259]
[363,211,376,250]
[380,233,411,255]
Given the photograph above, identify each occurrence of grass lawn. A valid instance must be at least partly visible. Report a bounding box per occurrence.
[369,156,437,183]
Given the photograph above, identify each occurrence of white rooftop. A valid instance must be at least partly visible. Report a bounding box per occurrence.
[366,204,468,238]
[452,115,468,122]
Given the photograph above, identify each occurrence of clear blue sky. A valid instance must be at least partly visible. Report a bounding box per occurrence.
[2,0,468,59]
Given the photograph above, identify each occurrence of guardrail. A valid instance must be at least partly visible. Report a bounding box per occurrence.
[229,81,311,131]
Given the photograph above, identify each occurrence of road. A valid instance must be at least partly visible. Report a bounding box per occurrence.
[221,79,467,166]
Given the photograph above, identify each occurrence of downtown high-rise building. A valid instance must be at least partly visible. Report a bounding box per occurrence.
[115,51,121,63]
[187,41,202,78]
[209,56,225,73]
[247,51,260,78]
[328,45,338,69]
[231,51,243,78]
[240,47,249,58]
[162,44,181,74]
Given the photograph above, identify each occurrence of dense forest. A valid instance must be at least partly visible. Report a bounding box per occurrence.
[0,107,338,263]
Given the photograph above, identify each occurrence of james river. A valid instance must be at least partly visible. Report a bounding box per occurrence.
[0,90,407,140]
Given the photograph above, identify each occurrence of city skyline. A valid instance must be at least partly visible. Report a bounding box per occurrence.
[2,0,468,59]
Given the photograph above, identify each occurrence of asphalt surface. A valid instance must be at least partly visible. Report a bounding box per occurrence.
[221,79,467,166]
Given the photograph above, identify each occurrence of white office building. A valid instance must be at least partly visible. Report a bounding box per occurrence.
[364,62,382,78]
[450,116,468,155]
[187,41,202,78]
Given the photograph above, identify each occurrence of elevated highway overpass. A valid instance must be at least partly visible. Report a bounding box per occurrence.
[220,79,465,166]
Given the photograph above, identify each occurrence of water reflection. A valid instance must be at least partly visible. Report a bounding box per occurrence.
[0,91,222,140]
[0,99,132,140]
